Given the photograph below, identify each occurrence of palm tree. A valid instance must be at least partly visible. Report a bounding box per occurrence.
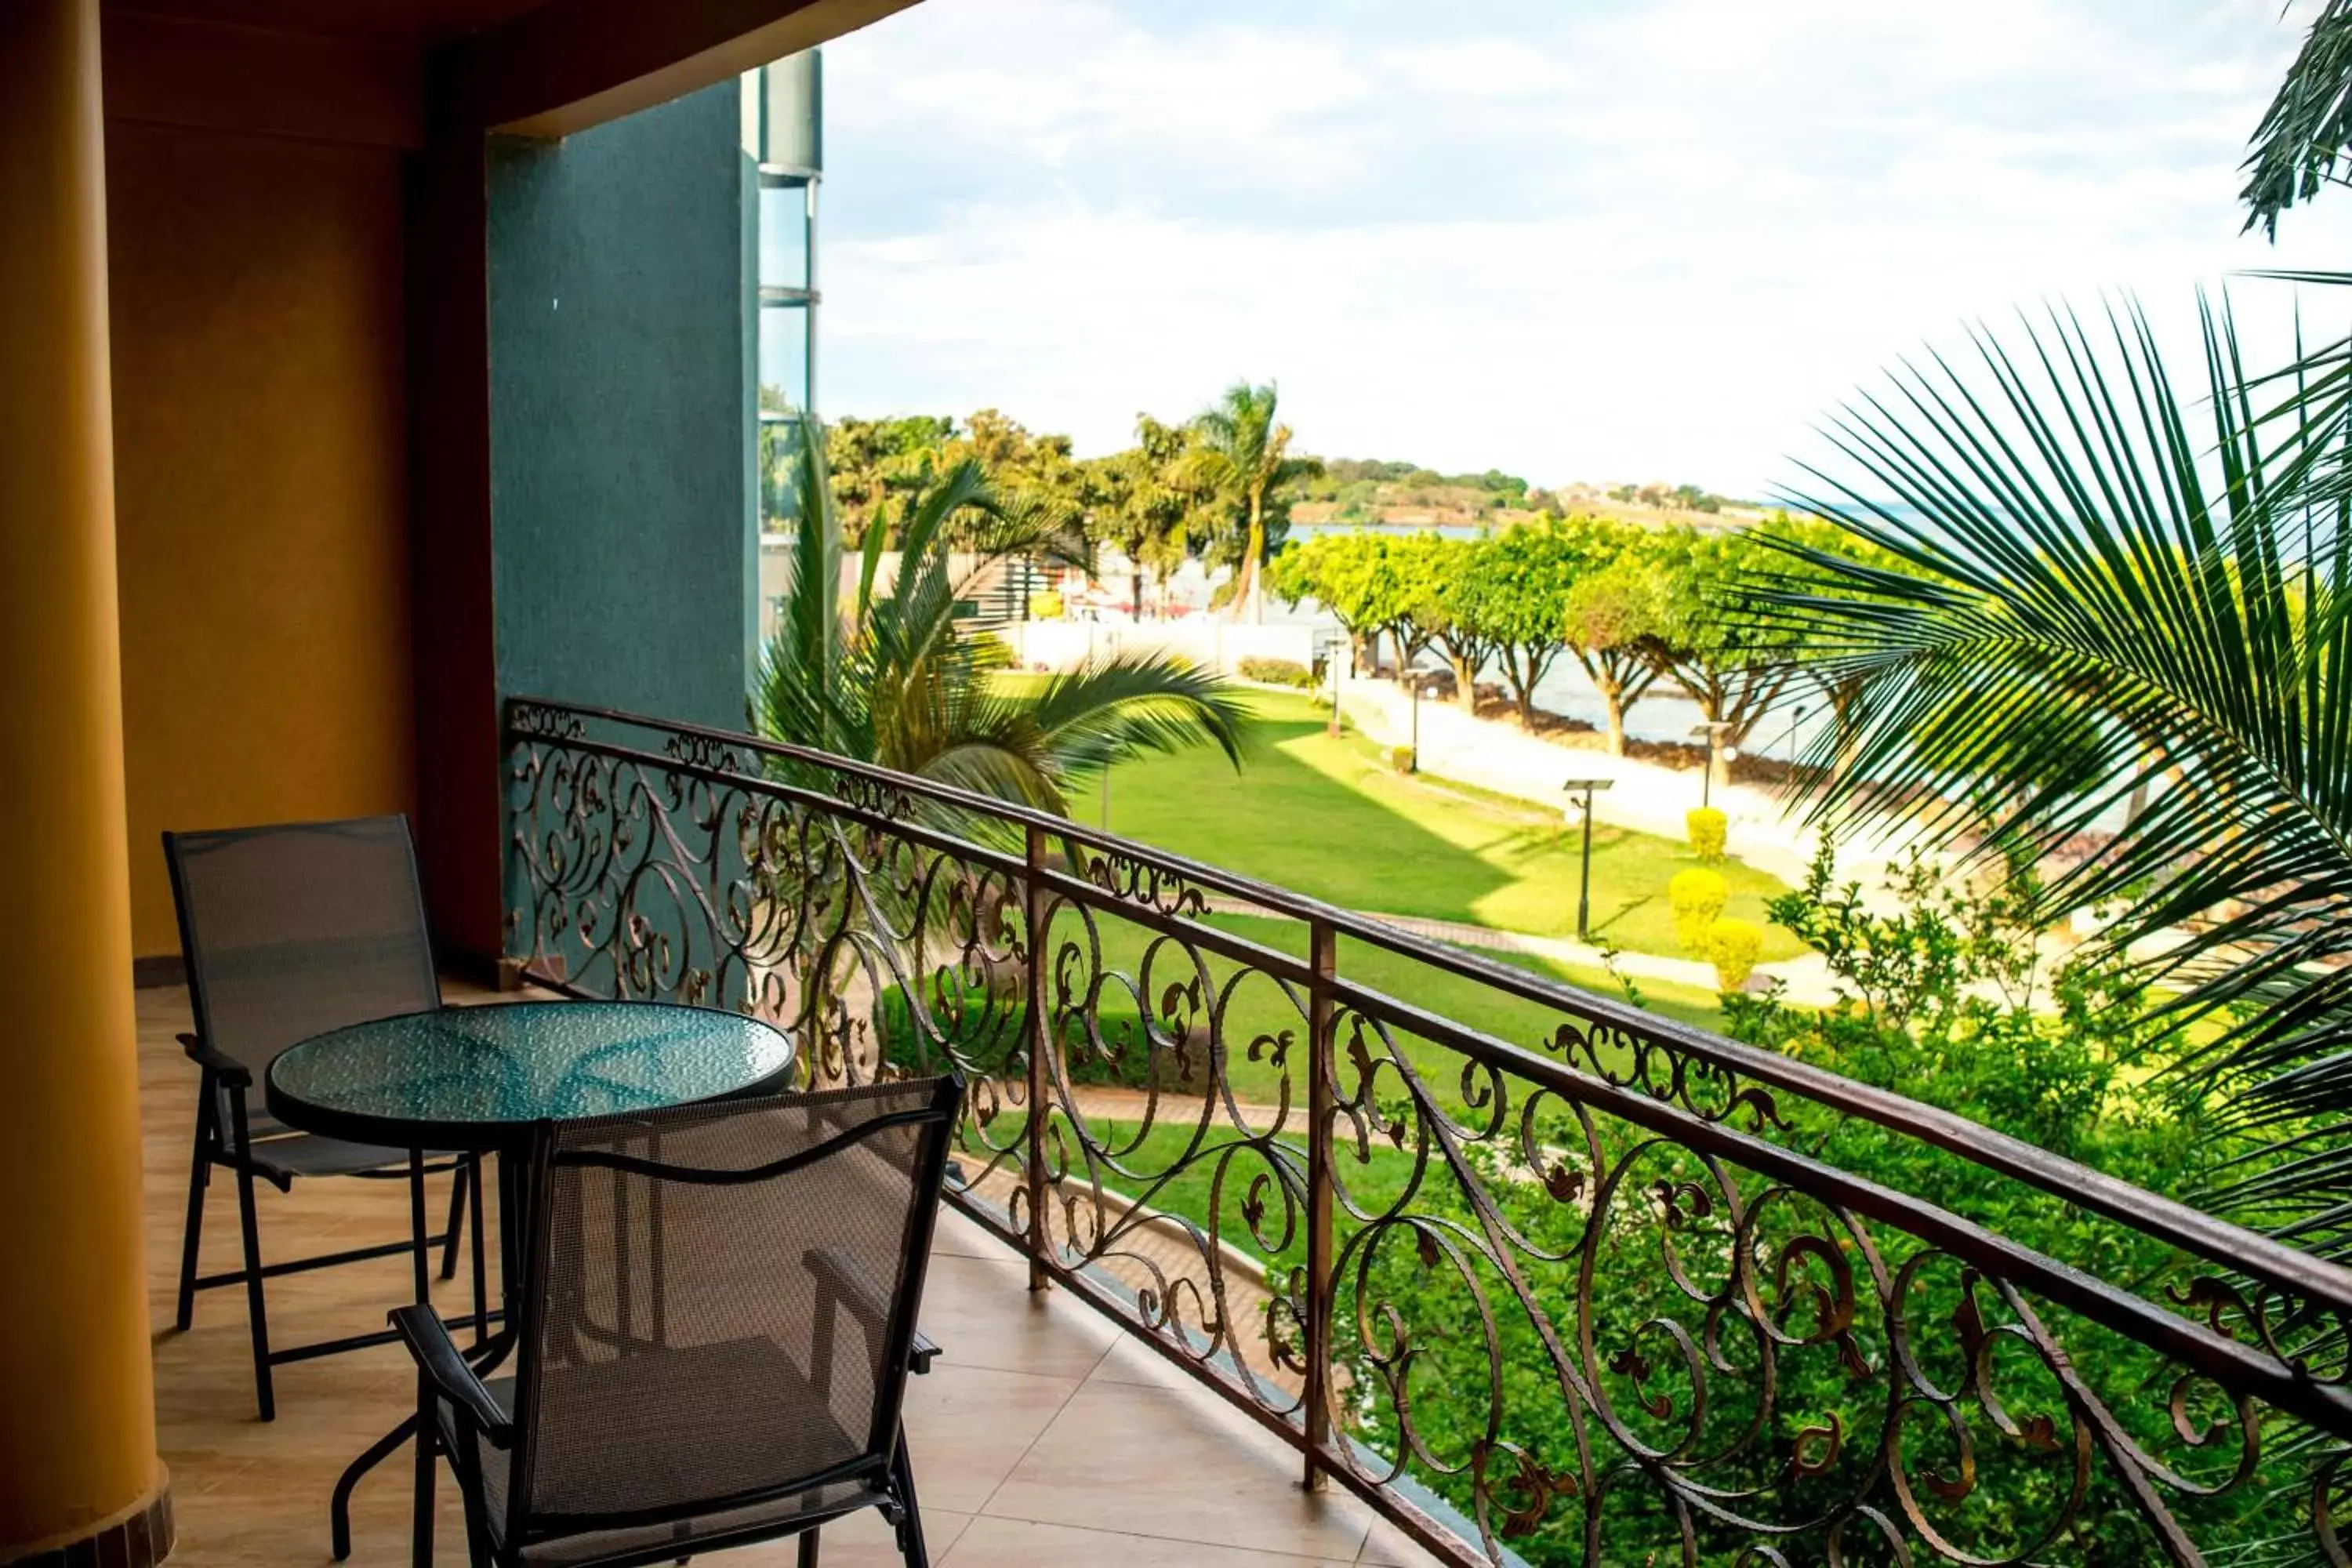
[1760,296,2352,1254]
[1185,382,1323,623]
[754,423,1250,818]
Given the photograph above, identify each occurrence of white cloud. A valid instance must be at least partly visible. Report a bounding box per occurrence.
[817,0,2352,495]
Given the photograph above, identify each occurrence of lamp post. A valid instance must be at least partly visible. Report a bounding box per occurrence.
[1778,703,1810,770]
[1690,720,1735,810]
[1408,666,1425,770]
[1326,633,1345,738]
[1562,777,1616,941]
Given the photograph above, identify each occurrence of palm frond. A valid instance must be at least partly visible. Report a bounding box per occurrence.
[1762,294,2352,1243]
[2243,0,2352,238]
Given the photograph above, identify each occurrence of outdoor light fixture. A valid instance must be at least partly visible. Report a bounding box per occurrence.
[1562,777,1617,941]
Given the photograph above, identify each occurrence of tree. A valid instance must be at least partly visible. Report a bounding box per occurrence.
[754,423,1251,816]
[1638,527,1800,786]
[1447,520,1589,725]
[1079,414,1198,619]
[826,415,955,546]
[1760,295,2352,1256]
[1184,382,1324,623]
[1558,519,1665,755]
[1416,537,1500,714]
[1265,531,1421,674]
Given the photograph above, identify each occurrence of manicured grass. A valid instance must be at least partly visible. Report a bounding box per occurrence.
[1093,691,1805,962]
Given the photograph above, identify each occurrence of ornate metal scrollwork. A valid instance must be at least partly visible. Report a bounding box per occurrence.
[502,699,2352,1568]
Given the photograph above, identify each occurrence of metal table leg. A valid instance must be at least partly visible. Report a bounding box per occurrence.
[329,1148,522,1562]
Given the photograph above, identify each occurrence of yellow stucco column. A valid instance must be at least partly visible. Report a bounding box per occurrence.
[0,0,171,1559]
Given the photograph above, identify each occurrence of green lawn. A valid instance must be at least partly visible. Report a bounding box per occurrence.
[1091,691,1805,963]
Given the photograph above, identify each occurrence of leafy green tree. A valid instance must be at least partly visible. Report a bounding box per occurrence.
[754,423,1250,815]
[1559,520,1665,755]
[1639,526,1801,786]
[1416,536,1500,713]
[1265,531,1427,674]
[1447,520,1591,725]
[1185,382,1325,623]
[1079,414,1199,619]
[826,415,955,545]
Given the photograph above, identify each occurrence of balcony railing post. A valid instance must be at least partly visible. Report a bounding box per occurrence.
[1302,916,1337,1493]
[1023,822,1051,1294]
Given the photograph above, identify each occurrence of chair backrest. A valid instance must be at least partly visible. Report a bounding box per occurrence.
[165,816,441,1125]
[505,1076,962,1544]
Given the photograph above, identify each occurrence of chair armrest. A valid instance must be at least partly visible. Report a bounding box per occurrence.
[177,1032,250,1088]
[804,1247,941,1374]
[390,1305,510,1444]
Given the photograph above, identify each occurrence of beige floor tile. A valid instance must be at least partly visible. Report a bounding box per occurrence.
[1356,1515,1457,1566]
[943,1515,1355,1566]
[917,1254,1120,1381]
[899,1361,1086,1515]
[931,1201,1015,1259]
[982,1379,1376,1560]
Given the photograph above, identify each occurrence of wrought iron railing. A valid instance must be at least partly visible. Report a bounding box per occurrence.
[503,695,2352,1567]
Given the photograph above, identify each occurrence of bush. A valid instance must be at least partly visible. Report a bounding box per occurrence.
[1685,805,1727,862]
[1026,590,1065,619]
[1237,656,1315,689]
[1388,746,1417,774]
[1701,916,1762,989]
[1667,868,1728,950]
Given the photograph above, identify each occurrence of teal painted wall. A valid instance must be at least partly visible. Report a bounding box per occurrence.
[488,83,757,734]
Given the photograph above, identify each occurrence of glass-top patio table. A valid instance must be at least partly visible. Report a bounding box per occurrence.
[265,1000,797,1561]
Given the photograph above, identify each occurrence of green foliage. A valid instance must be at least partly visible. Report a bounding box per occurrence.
[1637,525,1802,771]
[2240,0,2352,237]
[1558,517,1668,753]
[1765,294,2352,1253]
[1236,657,1315,689]
[1183,382,1324,621]
[1668,867,1728,949]
[1685,805,1728,862]
[1323,849,2263,1565]
[1700,914,1762,989]
[753,422,1250,818]
[1076,413,1200,616]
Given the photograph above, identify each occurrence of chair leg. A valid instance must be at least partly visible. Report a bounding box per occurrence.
[467,1153,489,1348]
[175,1092,214,1332]
[412,1368,436,1568]
[797,1527,819,1567]
[439,1156,469,1282]
[233,1160,274,1421]
[408,1150,432,1307]
[889,1439,928,1568]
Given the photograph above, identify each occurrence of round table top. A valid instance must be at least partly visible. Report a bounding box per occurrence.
[265,1000,797,1150]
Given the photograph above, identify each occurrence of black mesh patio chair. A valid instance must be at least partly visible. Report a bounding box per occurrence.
[165,815,485,1421]
[392,1075,962,1568]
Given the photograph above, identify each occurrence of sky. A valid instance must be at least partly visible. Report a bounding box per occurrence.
[815,0,2352,500]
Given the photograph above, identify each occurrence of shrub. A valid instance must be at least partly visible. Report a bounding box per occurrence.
[1026,590,1065,619]
[1388,746,1417,774]
[1702,917,1762,990]
[1685,806,1727,862]
[1668,868,1728,951]
[1237,656,1315,689]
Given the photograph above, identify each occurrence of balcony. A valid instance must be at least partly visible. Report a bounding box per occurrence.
[141,981,1428,1566]
[124,693,2352,1567]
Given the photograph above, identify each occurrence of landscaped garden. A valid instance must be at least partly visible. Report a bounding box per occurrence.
[1091,688,1804,964]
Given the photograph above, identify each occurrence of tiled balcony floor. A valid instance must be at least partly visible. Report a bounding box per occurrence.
[136,984,1438,1567]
